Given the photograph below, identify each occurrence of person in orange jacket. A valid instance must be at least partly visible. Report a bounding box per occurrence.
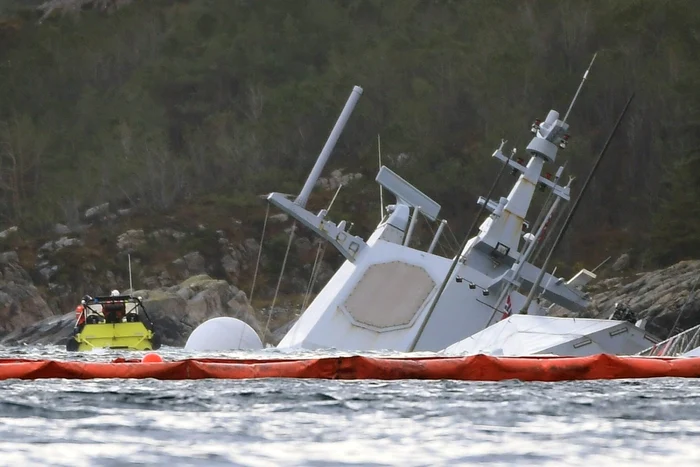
[75,304,85,326]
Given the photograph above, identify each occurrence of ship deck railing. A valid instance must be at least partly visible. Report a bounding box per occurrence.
[637,323,700,356]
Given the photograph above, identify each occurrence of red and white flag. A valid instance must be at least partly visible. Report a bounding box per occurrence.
[502,295,512,320]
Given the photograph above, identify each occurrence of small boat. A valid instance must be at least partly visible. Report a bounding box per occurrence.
[66,291,161,351]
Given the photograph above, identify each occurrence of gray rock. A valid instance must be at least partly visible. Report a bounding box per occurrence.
[0,251,19,264]
[269,213,289,223]
[582,259,700,339]
[141,276,160,289]
[170,258,188,280]
[39,236,83,254]
[0,312,75,346]
[38,265,59,281]
[0,226,18,239]
[183,251,206,274]
[243,238,259,256]
[612,253,630,272]
[1,255,32,283]
[116,229,146,253]
[126,275,265,346]
[150,228,186,242]
[84,202,109,219]
[54,223,71,235]
[0,281,54,337]
[221,254,240,277]
[158,270,173,287]
[57,237,83,249]
[315,168,363,191]
[176,287,194,301]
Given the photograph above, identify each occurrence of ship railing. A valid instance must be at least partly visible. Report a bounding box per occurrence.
[637,323,700,356]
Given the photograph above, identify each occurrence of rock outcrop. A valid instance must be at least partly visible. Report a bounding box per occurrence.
[133,274,266,346]
[0,312,76,346]
[0,274,268,347]
[0,252,55,337]
[588,260,700,339]
[552,260,700,339]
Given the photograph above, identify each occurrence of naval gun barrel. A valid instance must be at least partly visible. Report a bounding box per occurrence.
[295,86,363,208]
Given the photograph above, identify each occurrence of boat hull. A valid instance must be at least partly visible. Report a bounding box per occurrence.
[67,322,161,351]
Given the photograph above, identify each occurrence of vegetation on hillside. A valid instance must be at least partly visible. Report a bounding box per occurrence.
[1,0,699,275]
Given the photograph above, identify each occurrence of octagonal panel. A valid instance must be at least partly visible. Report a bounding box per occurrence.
[341,261,435,331]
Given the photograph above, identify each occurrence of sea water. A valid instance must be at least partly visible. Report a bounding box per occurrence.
[0,345,699,466]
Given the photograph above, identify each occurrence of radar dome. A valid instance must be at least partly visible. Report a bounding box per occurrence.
[185,317,263,351]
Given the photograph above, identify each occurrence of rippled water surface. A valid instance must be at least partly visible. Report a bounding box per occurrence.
[1,345,699,466]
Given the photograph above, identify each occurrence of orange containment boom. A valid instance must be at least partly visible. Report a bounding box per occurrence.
[1,354,700,381]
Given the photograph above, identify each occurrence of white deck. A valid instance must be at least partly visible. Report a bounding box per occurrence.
[441,315,658,357]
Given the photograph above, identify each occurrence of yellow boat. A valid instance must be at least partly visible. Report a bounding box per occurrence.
[66,293,162,351]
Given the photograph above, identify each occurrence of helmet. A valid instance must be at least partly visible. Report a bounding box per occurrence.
[111,289,120,297]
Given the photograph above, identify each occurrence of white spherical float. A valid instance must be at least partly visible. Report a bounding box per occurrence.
[185,317,263,351]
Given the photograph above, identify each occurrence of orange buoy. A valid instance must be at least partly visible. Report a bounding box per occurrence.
[142,353,163,363]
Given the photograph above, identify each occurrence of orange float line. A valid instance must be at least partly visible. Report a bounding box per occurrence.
[1,354,699,381]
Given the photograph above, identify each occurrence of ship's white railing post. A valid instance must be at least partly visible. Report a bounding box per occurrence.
[427,219,447,254]
[403,207,421,246]
[295,86,363,208]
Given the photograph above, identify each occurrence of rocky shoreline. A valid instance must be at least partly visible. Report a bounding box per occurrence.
[1,194,699,349]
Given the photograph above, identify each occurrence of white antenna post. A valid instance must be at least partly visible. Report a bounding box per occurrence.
[378,134,384,221]
[563,52,597,123]
[128,254,133,293]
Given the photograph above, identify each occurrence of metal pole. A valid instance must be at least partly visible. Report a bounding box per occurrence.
[428,219,447,254]
[128,254,133,292]
[378,134,385,221]
[521,93,635,314]
[591,255,612,274]
[403,208,421,246]
[295,86,363,208]
[563,53,597,124]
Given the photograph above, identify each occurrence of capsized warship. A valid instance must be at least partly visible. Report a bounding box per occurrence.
[263,79,660,356]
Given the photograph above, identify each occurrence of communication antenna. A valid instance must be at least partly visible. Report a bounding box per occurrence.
[128,253,133,293]
[520,92,635,314]
[563,52,597,124]
[378,134,385,221]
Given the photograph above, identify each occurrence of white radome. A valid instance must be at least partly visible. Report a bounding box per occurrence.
[185,317,263,351]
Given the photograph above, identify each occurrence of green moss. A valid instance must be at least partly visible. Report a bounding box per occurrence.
[179,274,215,289]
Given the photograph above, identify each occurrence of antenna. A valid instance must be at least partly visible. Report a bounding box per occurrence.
[378,134,385,221]
[520,92,635,314]
[295,86,363,208]
[563,52,597,124]
[128,253,133,293]
[327,183,343,212]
